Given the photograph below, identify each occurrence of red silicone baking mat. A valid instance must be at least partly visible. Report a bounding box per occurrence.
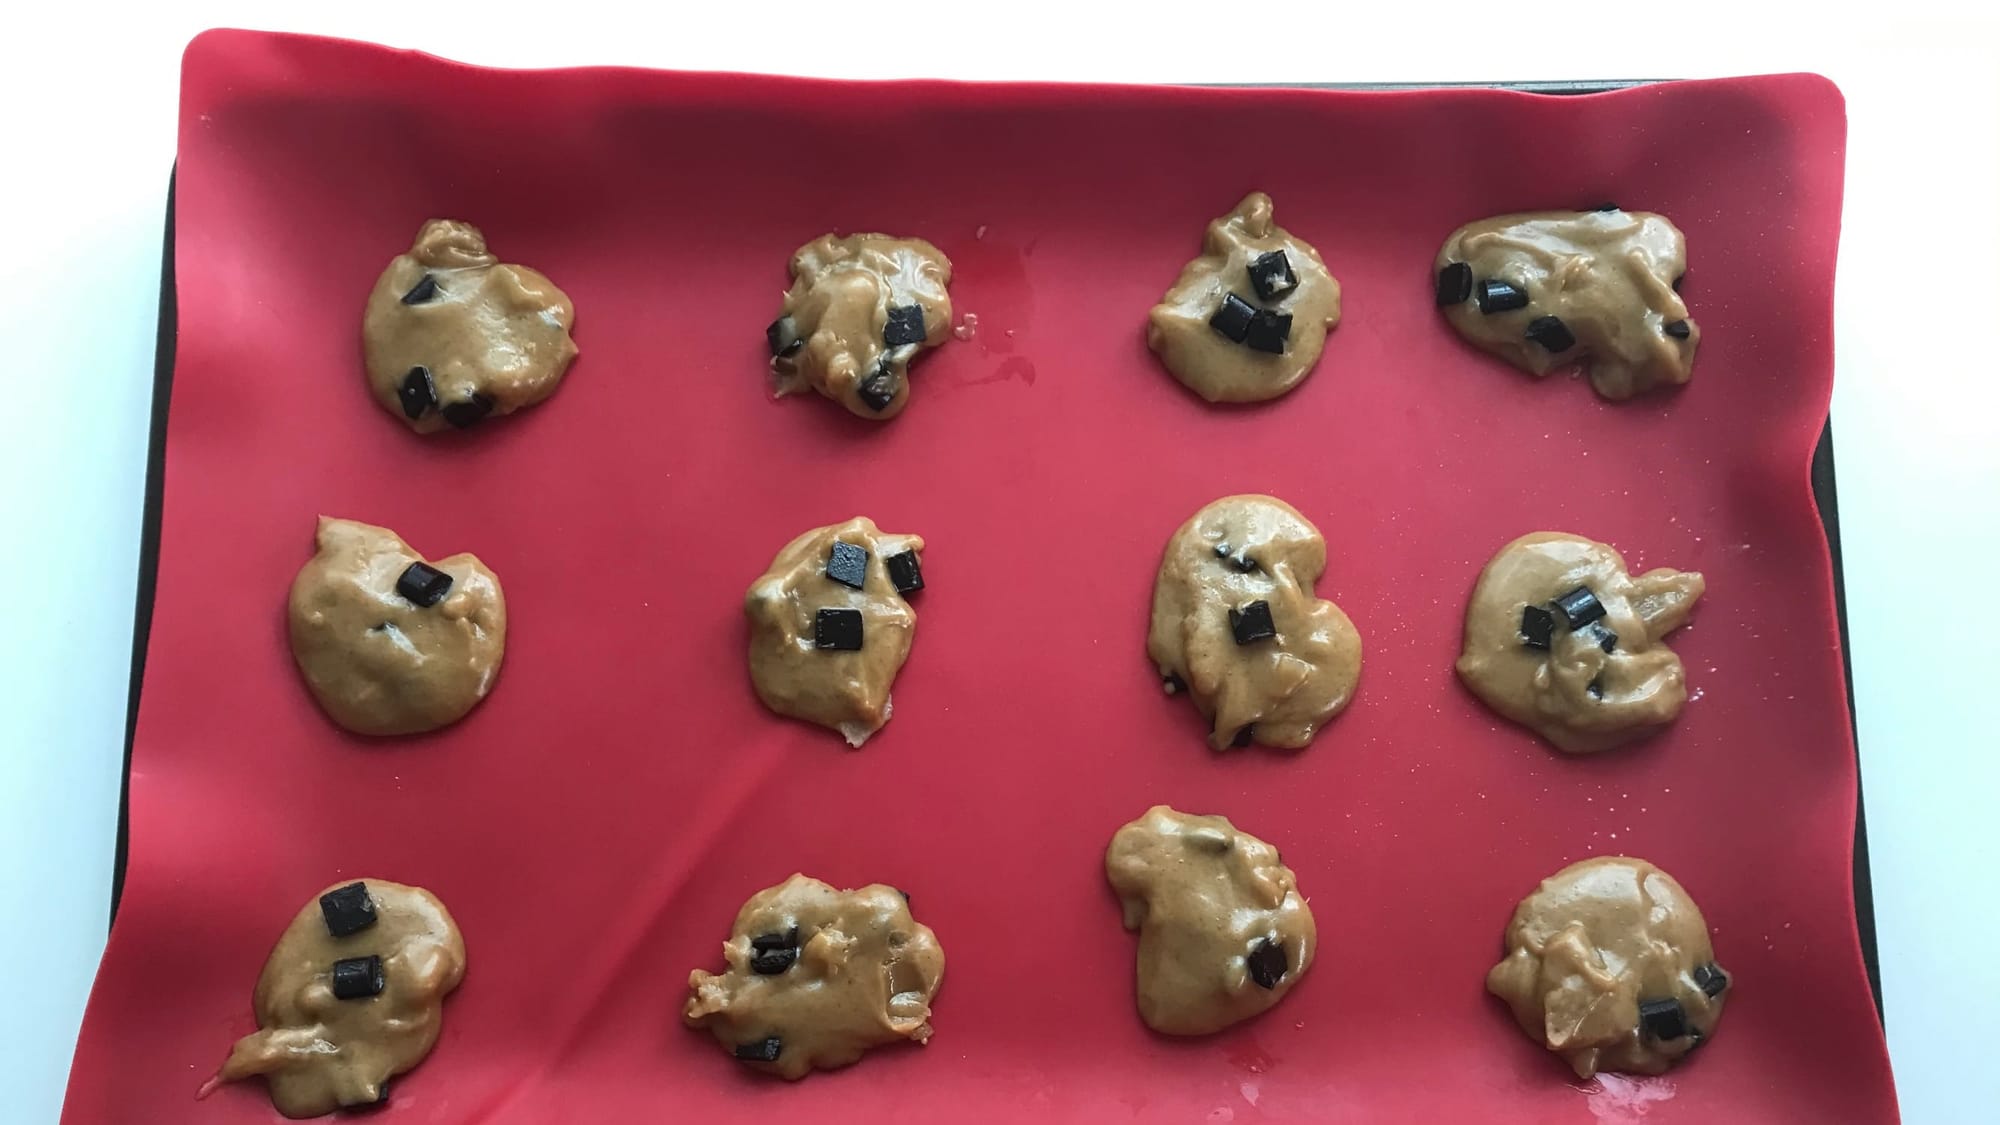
[67,29,1889,1124]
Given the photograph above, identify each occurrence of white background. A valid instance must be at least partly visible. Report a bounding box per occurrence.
[2,3,1995,1122]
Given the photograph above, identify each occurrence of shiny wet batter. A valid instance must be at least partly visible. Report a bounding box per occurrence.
[745,516,923,746]
[767,233,953,419]
[1105,806,1315,1036]
[684,873,946,1079]
[288,517,507,736]
[1148,192,1341,403]
[1488,856,1730,1079]
[1149,495,1362,751]
[363,219,578,432]
[209,879,466,1117]
[1434,207,1697,400]
[1457,531,1702,753]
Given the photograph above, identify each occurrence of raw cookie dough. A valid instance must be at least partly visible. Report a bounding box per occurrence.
[209,879,466,1117]
[1487,856,1730,1079]
[1149,495,1362,751]
[1147,192,1342,403]
[288,517,507,736]
[684,873,946,1079]
[1456,532,1702,754]
[1104,806,1315,1036]
[767,233,953,419]
[745,516,924,746]
[363,218,578,432]
[1433,207,1698,401]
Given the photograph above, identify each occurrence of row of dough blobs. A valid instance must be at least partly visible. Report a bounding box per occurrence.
[206,834,1728,1115]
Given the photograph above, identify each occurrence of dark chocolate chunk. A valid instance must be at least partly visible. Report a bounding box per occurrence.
[750,928,799,952]
[1163,673,1186,694]
[1435,261,1473,306]
[1230,725,1255,749]
[441,393,494,429]
[1664,319,1692,339]
[1525,315,1577,353]
[1229,600,1276,645]
[1214,542,1232,558]
[1672,274,1685,293]
[1587,676,1605,700]
[1592,202,1621,212]
[734,1038,783,1063]
[814,608,863,651]
[1244,309,1292,354]
[857,359,899,412]
[1477,280,1529,314]
[1639,997,1689,1040]
[1582,621,1619,653]
[319,882,377,938]
[1246,938,1287,990]
[1247,250,1298,302]
[398,366,437,420]
[886,550,924,595]
[396,561,453,608]
[331,955,385,1000]
[750,946,798,975]
[400,274,440,305]
[884,304,926,347]
[1693,962,1729,998]
[767,315,803,357]
[1209,293,1256,343]
[826,541,868,590]
[1232,554,1258,573]
[1550,586,1607,629]
[1520,605,1555,650]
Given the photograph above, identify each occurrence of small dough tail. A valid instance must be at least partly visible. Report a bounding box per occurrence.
[1629,568,1705,634]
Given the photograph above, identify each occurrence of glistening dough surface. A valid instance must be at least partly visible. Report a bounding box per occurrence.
[1104,806,1315,1036]
[1149,494,1362,750]
[1434,208,1697,400]
[1147,192,1342,403]
[1456,531,1702,753]
[288,517,507,736]
[1487,856,1730,1079]
[768,233,953,419]
[210,879,466,1117]
[363,219,578,432]
[684,873,945,1079]
[745,516,923,746]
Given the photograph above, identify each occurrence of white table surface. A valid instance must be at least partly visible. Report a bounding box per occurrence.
[3,3,1996,1122]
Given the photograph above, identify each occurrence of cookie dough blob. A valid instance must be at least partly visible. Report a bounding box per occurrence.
[1434,208,1697,401]
[684,873,946,1079]
[1105,806,1316,1036]
[211,879,466,1117]
[1456,532,1703,754]
[1149,495,1362,751]
[745,517,923,746]
[1147,192,1342,403]
[288,517,507,736]
[1487,856,1730,1079]
[768,233,953,420]
[363,218,578,433]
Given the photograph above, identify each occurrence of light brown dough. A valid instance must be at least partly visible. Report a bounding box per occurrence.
[1487,856,1730,1079]
[1456,531,1702,754]
[363,219,578,432]
[1147,192,1342,403]
[768,233,953,419]
[1104,806,1315,1036]
[1434,208,1697,400]
[288,517,507,736]
[684,873,946,1079]
[1149,495,1362,751]
[210,879,466,1117]
[745,517,923,746]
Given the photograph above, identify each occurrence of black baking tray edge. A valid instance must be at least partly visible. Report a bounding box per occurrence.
[112,80,1881,1022]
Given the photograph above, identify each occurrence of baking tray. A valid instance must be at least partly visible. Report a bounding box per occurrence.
[75,30,1890,1123]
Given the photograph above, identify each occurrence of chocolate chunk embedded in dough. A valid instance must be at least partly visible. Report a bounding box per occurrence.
[1148,193,1341,403]
[1486,856,1728,1079]
[363,219,578,433]
[1105,806,1316,1035]
[1456,532,1703,754]
[1434,208,1698,400]
[1148,495,1362,751]
[287,517,507,737]
[684,874,945,1080]
[770,233,953,420]
[210,879,465,1118]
